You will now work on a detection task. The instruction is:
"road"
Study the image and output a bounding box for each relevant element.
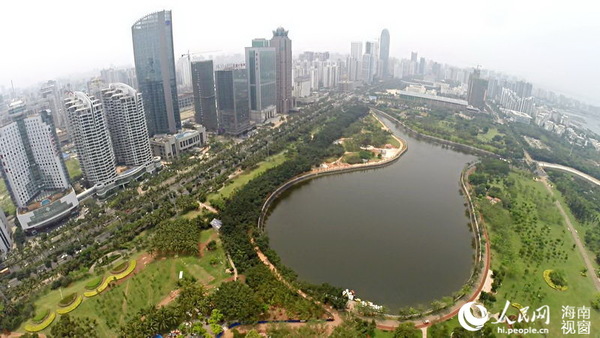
[540,177,600,291]
[537,162,600,187]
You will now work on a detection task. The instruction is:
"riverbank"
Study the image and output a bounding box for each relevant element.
[371,107,500,159]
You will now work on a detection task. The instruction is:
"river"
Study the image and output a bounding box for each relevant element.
[265,114,477,311]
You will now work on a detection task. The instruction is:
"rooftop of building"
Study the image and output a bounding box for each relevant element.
[391,89,468,106]
[19,188,73,214]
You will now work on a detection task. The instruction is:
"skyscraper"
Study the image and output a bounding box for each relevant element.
[132,10,180,136]
[270,27,293,114]
[349,42,363,82]
[467,69,489,109]
[0,210,11,253]
[0,101,78,230]
[191,60,218,131]
[65,92,116,186]
[362,42,378,84]
[39,80,66,129]
[379,29,390,78]
[101,83,153,167]
[215,67,251,135]
[246,43,277,123]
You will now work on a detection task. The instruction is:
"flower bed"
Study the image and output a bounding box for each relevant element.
[110,261,129,274]
[114,260,136,280]
[543,269,568,291]
[85,276,103,290]
[32,309,50,324]
[58,292,78,307]
[24,311,56,332]
[56,294,83,314]
[84,275,117,297]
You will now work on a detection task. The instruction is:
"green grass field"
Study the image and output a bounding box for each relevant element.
[476,127,502,142]
[0,179,15,215]
[65,158,82,181]
[478,171,599,336]
[208,152,287,202]
[374,328,395,337]
[20,229,230,336]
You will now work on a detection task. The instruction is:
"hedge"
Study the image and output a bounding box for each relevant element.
[58,293,78,307]
[32,309,50,324]
[84,275,117,297]
[85,276,103,290]
[111,261,129,274]
[114,260,136,280]
[56,294,83,314]
[24,311,56,332]
[543,269,568,291]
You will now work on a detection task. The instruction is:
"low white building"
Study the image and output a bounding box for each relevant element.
[150,127,206,161]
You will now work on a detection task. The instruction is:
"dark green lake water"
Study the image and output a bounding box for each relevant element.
[266,114,477,311]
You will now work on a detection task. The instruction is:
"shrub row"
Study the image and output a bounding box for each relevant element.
[24,311,56,332]
[56,295,83,315]
[543,270,568,291]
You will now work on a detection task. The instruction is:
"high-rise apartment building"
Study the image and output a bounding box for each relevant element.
[215,67,251,135]
[39,80,66,129]
[0,210,11,253]
[270,27,293,114]
[65,92,117,186]
[132,10,180,136]
[467,69,489,109]
[246,43,277,123]
[362,42,378,84]
[349,42,363,82]
[379,29,390,78]
[0,101,78,231]
[191,60,218,131]
[176,56,192,89]
[101,83,152,167]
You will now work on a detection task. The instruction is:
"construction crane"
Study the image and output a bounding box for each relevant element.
[181,50,222,62]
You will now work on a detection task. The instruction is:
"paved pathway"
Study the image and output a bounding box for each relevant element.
[540,177,600,291]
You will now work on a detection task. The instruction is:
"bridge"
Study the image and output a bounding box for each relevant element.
[537,162,600,187]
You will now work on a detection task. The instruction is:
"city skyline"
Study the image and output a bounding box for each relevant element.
[1,0,598,105]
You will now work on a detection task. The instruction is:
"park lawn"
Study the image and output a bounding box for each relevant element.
[386,135,401,148]
[476,127,502,142]
[19,231,230,336]
[0,179,15,215]
[544,172,600,271]
[208,151,287,202]
[65,157,82,181]
[374,328,395,337]
[181,207,205,220]
[480,171,600,336]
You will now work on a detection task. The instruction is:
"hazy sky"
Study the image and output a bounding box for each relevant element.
[2,0,598,104]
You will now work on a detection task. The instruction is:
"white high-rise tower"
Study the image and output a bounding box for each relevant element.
[0,101,78,231]
[65,92,117,187]
[101,83,152,167]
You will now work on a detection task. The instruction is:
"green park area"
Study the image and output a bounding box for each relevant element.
[338,114,397,165]
[65,157,83,181]
[19,229,231,336]
[208,151,287,203]
[385,107,520,158]
[469,162,599,335]
[0,179,15,215]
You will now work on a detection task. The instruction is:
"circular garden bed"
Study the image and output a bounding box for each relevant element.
[85,276,104,290]
[111,261,130,274]
[32,309,50,324]
[58,292,78,307]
